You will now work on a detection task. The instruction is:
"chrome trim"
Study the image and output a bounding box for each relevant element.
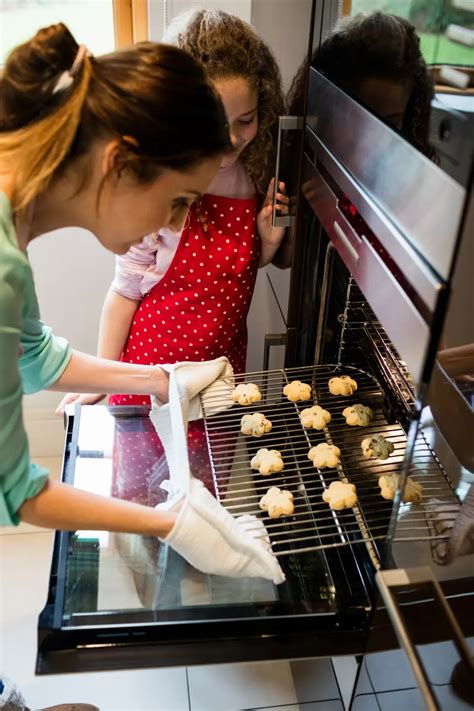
[304,129,443,314]
[307,69,467,281]
[302,157,431,388]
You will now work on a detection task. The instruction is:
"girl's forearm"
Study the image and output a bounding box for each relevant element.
[49,350,169,401]
[98,288,139,360]
[18,479,175,537]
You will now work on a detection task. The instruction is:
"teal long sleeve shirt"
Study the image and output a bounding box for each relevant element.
[0,192,72,526]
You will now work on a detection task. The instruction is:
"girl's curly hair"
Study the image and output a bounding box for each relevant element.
[165,9,285,196]
[287,12,435,159]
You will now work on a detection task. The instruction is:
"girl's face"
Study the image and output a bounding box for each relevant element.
[95,152,221,254]
[213,76,259,169]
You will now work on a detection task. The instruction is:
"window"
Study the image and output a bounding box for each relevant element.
[0,0,116,65]
[347,0,474,67]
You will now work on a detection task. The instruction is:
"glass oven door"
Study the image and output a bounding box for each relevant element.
[37,404,372,674]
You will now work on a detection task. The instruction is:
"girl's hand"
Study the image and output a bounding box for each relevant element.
[257,178,289,267]
[56,392,106,415]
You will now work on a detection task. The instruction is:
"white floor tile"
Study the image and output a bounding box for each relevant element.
[290,658,339,703]
[330,656,358,708]
[0,457,63,535]
[187,660,297,711]
[258,703,344,711]
[0,531,190,711]
[375,687,429,711]
[365,649,417,692]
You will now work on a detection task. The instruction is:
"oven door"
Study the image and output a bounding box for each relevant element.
[37,404,372,675]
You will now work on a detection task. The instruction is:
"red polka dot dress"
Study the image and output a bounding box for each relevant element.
[109,194,259,501]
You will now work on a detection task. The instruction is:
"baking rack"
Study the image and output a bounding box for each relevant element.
[201,365,460,566]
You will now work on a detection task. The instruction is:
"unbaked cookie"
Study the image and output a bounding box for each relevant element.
[259,486,294,518]
[241,412,272,438]
[251,448,284,476]
[308,443,341,469]
[283,380,312,402]
[231,382,261,406]
[300,405,331,430]
[343,404,374,426]
[328,375,358,396]
[379,474,423,504]
[361,435,394,460]
[322,481,357,510]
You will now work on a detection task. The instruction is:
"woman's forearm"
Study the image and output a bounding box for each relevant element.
[48,350,169,401]
[97,289,139,360]
[18,480,175,537]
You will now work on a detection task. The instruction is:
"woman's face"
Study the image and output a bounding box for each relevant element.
[213,76,259,169]
[95,154,221,254]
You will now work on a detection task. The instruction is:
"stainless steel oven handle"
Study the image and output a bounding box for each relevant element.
[376,567,474,711]
[272,116,303,228]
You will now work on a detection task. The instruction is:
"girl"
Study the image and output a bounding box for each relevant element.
[59,10,288,499]
[0,23,278,567]
[61,9,287,407]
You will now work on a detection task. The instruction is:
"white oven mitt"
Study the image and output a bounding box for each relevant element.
[156,478,285,583]
[149,358,285,584]
[149,357,234,493]
[153,356,235,422]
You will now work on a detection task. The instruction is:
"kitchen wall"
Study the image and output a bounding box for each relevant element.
[24,228,115,454]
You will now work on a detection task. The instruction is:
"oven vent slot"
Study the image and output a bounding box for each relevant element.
[201,365,460,567]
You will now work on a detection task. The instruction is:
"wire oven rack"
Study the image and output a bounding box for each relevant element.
[201,365,460,566]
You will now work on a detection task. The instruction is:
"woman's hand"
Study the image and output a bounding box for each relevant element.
[257,178,289,267]
[56,392,106,415]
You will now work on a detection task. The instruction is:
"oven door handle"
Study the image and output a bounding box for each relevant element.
[272,115,303,228]
[376,567,474,711]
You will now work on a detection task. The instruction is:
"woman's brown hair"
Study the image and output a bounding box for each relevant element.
[165,9,285,196]
[0,23,231,211]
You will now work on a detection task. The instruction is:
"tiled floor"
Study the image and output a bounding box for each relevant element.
[0,459,343,711]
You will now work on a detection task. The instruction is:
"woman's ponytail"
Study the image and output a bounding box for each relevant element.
[0,23,92,211]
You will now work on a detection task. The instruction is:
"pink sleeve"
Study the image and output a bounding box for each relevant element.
[111,234,158,300]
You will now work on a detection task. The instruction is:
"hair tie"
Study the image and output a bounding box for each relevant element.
[53,44,90,94]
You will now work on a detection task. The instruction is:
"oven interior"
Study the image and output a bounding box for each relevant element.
[201,237,461,589]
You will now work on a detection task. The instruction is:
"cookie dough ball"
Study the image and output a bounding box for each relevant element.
[300,405,331,430]
[241,413,272,438]
[259,486,294,518]
[379,474,423,504]
[283,380,312,402]
[251,448,284,476]
[308,443,341,469]
[328,375,358,396]
[322,481,357,510]
[361,435,394,460]
[343,404,374,427]
[231,382,261,406]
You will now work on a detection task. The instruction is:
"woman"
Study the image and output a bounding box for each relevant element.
[0,23,282,584]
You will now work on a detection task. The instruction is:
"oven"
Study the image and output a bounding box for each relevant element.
[37,2,474,706]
